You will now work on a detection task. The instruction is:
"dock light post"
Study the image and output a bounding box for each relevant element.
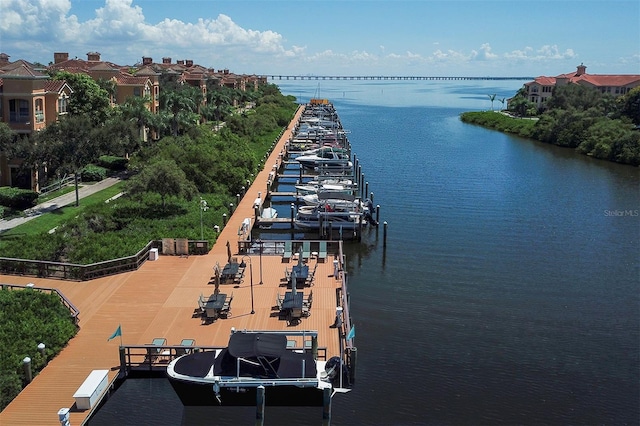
[242,255,255,314]
[256,238,264,285]
[199,197,208,240]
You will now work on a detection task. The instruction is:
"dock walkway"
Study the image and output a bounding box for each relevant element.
[0,105,350,425]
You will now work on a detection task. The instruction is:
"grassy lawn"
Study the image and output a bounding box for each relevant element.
[0,182,126,240]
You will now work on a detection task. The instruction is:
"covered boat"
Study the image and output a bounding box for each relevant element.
[166,331,347,406]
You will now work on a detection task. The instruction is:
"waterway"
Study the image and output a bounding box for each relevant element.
[89,79,639,425]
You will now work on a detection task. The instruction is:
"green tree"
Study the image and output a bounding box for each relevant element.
[50,71,111,124]
[0,122,16,156]
[617,86,640,124]
[546,84,613,113]
[116,95,154,143]
[507,88,536,117]
[159,86,201,136]
[91,118,139,157]
[125,158,197,209]
[32,114,96,205]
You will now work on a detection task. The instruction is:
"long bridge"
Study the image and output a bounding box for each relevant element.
[268,75,533,81]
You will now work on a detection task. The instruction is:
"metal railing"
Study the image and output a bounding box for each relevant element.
[39,174,77,196]
[0,282,80,325]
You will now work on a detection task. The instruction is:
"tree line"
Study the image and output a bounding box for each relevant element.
[462,85,640,166]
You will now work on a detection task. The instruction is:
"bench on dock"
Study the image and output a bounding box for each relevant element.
[282,241,292,262]
[318,241,327,262]
[73,369,109,410]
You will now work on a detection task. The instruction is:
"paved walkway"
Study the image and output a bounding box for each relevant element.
[0,177,121,232]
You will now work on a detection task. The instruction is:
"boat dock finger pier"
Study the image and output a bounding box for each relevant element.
[252,99,381,240]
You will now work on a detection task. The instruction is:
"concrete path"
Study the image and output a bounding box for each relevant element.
[0,177,121,232]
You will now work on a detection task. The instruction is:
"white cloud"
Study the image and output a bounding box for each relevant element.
[0,0,73,35]
[0,0,295,67]
[471,43,499,61]
[505,44,577,61]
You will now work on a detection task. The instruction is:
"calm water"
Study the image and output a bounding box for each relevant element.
[90,80,640,425]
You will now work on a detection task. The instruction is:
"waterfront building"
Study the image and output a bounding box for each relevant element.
[521,64,640,110]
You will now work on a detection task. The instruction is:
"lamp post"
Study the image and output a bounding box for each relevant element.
[199,197,209,240]
[242,255,255,314]
[256,238,264,285]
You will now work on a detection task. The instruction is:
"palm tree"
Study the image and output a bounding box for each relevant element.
[488,94,497,111]
[160,88,197,136]
[118,96,153,142]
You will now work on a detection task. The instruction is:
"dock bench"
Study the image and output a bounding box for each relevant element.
[73,369,109,410]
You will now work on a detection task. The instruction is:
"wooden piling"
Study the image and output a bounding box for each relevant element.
[256,385,265,424]
[322,387,332,422]
[383,221,388,247]
[349,347,357,385]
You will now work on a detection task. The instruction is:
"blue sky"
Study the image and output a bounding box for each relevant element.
[1,0,638,76]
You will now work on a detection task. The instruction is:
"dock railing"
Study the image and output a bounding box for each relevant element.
[0,239,209,281]
[118,342,328,377]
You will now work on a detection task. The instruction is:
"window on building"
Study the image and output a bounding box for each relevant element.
[133,87,141,97]
[58,96,68,114]
[144,85,151,98]
[35,98,44,123]
[9,99,29,123]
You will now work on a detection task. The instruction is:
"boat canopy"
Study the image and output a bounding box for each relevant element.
[228,333,286,358]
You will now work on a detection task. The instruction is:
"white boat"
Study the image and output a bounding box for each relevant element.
[304,178,356,187]
[294,204,367,230]
[167,330,349,406]
[298,192,358,207]
[295,147,352,170]
[294,182,356,196]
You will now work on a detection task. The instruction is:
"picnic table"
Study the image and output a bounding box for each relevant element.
[204,293,227,320]
[221,263,240,283]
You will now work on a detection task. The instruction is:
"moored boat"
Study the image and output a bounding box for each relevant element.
[295,147,353,170]
[166,330,350,406]
[295,204,367,230]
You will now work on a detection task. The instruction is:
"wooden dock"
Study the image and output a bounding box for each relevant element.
[0,105,355,425]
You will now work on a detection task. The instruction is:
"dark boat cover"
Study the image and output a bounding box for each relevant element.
[172,350,218,378]
[228,333,287,358]
[172,333,317,381]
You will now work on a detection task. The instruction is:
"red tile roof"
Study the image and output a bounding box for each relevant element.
[528,69,640,88]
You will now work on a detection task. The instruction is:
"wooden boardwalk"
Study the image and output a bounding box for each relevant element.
[0,105,352,425]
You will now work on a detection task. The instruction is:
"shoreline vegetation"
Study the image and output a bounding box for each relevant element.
[460,85,640,167]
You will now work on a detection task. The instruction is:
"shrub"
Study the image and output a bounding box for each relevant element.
[0,187,38,209]
[0,288,78,410]
[81,165,107,182]
[98,155,128,171]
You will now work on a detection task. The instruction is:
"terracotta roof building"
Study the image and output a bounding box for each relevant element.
[523,64,640,110]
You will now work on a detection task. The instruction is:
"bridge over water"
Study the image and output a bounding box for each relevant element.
[268,75,533,81]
